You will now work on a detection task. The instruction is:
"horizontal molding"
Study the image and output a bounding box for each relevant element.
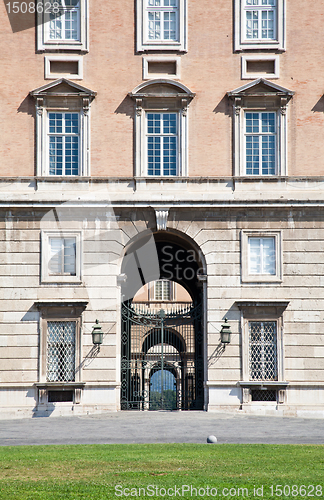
[237,381,289,387]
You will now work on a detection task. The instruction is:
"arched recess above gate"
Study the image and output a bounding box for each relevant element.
[121,229,206,303]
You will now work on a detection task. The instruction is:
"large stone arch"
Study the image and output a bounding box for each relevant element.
[120,228,207,411]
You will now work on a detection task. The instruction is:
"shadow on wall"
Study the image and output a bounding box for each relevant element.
[312,96,324,113]
[213,95,231,116]
[17,95,35,116]
[115,96,134,118]
[3,1,35,32]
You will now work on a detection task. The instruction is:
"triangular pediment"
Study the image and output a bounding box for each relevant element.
[227,78,294,98]
[30,78,97,98]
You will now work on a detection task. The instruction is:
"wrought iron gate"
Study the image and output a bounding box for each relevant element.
[121,301,204,410]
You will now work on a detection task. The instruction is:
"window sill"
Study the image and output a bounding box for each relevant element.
[138,44,186,53]
[39,42,88,53]
[41,277,82,285]
[36,382,85,404]
[236,42,284,52]
[35,300,88,309]
[238,381,289,388]
[241,276,282,284]
[35,382,85,389]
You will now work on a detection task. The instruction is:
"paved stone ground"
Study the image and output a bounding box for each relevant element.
[0,411,323,446]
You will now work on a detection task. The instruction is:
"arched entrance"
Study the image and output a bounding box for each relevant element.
[120,231,205,411]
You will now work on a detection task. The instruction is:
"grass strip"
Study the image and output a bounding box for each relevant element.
[0,444,323,499]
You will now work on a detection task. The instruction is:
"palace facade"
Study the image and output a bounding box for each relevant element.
[1,0,324,418]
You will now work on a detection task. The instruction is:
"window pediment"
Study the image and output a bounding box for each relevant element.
[229,80,292,177]
[129,79,195,109]
[235,301,289,317]
[228,78,294,100]
[30,79,95,177]
[30,78,97,100]
[130,80,193,177]
[228,79,294,113]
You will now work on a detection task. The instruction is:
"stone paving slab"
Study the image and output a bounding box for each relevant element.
[0,411,323,446]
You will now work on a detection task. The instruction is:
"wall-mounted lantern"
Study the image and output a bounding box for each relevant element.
[91,319,103,345]
[220,318,232,345]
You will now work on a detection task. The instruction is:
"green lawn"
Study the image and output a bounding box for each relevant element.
[0,444,323,499]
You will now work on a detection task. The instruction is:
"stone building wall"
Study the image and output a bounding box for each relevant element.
[0,180,323,416]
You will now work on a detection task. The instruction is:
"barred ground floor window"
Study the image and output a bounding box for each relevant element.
[249,320,277,381]
[236,301,289,405]
[35,301,87,405]
[47,321,76,382]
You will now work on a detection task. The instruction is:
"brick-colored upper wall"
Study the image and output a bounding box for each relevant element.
[1,1,324,177]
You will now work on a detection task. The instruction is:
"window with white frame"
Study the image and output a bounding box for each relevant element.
[245,112,277,176]
[137,0,187,52]
[129,80,194,177]
[30,79,96,177]
[227,79,294,177]
[234,0,285,51]
[147,0,178,41]
[37,0,88,51]
[244,0,276,41]
[248,237,275,275]
[48,112,80,176]
[41,231,82,283]
[249,320,278,381]
[48,0,80,41]
[49,236,76,275]
[241,231,281,282]
[146,113,178,176]
[154,280,172,300]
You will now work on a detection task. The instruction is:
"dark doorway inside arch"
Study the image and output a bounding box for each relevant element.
[120,231,205,411]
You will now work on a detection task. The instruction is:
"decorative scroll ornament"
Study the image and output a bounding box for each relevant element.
[234,97,242,115]
[82,97,90,116]
[136,98,143,116]
[36,98,44,115]
[280,97,288,115]
[155,208,169,231]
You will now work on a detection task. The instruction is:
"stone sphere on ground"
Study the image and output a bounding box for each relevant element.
[207,435,217,443]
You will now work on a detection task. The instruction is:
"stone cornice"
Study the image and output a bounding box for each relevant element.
[0,177,324,208]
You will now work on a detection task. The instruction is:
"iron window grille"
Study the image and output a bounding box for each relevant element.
[47,321,76,382]
[249,321,277,380]
[251,389,277,401]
